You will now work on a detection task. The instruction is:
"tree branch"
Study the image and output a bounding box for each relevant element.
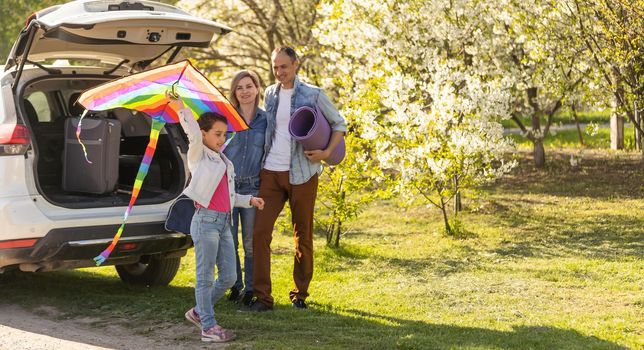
[414,183,441,209]
[511,113,535,141]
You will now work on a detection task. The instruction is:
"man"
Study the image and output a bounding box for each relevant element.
[246,46,346,311]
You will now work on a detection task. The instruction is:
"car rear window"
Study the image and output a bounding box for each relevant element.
[26,91,52,122]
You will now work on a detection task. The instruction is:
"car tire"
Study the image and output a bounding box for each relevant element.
[115,256,181,286]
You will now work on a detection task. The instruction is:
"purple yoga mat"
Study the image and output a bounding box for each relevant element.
[289,105,345,165]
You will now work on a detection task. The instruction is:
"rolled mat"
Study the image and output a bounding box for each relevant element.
[289,105,345,165]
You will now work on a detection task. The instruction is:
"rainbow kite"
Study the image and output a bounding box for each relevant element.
[76,60,248,266]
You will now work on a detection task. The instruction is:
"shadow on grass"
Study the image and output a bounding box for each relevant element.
[0,271,628,350]
[489,207,644,260]
[319,209,641,281]
[320,244,480,277]
[301,306,629,350]
[0,268,195,320]
[495,150,644,199]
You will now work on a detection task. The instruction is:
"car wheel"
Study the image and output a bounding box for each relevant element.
[115,256,181,286]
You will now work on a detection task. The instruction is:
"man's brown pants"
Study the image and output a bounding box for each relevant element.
[252,169,318,307]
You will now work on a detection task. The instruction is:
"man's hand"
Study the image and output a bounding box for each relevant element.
[304,149,330,162]
[250,197,265,210]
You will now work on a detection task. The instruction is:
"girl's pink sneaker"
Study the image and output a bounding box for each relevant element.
[184,308,201,328]
[201,325,235,343]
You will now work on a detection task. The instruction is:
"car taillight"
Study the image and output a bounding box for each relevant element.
[25,12,37,28]
[0,124,30,156]
[119,243,139,251]
[0,238,38,249]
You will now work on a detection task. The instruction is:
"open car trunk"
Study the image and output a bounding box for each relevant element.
[4,0,228,209]
[21,75,187,209]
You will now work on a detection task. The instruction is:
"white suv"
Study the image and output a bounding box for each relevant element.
[0,0,231,285]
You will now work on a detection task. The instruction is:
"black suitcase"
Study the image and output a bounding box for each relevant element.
[62,117,121,194]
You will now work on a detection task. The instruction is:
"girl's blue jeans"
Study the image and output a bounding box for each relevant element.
[191,207,236,330]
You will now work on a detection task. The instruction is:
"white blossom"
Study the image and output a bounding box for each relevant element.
[315,0,517,204]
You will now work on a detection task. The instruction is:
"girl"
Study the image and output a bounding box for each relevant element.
[172,96,264,343]
[223,70,267,306]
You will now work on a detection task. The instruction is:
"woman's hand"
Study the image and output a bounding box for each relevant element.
[250,196,265,210]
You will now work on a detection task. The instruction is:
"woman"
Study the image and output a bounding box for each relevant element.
[223,70,268,306]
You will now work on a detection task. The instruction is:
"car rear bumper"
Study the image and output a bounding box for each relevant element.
[0,222,192,271]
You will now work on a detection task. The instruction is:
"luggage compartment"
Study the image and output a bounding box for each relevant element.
[20,75,187,209]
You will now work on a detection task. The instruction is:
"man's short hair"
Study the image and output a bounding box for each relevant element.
[272,46,298,62]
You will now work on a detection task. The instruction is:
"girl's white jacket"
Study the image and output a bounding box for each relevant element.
[178,108,253,212]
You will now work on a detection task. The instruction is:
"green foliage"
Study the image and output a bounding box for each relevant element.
[316,134,387,247]
[315,0,518,236]
[0,0,65,61]
[572,0,644,137]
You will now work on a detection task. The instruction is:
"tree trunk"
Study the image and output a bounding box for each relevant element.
[635,101,641,151]
[453,176,462,215]
[571,103,584,146]
[333,190,345,247]
[326,219,334,245]
[334,220,342,248]
[610,113,625,150]
[534,139,546,168]
[327,179,345,247]
[638,104,644,167]
[527,91,546,168]
[439,197,452,235]
[611,67,624,150]
[635,123,641,151]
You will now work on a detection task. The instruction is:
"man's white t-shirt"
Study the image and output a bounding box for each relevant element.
[264,88,294,171]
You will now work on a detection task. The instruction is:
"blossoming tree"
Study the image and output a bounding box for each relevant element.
[314,0,516,234]
[496,0,593,167]
[571,0,644,159]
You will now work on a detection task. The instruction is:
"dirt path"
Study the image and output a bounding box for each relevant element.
[0,304,222,350]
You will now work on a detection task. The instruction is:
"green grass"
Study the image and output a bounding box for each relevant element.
[509,124,639,149]
[1,150,643,349]
[501,109,611,128]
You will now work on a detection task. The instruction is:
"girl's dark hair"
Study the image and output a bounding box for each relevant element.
[272,46,298,62]
[198,112,228,131]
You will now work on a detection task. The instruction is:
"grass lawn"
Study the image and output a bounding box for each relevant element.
[509,124,639,150]
[500,109,611,128]
[1,150,642,349]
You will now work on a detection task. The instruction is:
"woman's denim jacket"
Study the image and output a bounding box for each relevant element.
[177,108,252,215]
[223,108,267,195]
[263,76,347,185]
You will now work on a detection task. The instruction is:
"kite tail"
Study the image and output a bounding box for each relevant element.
[76,110,93,164]
[220,131,236,152]
[93,118,166,266]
